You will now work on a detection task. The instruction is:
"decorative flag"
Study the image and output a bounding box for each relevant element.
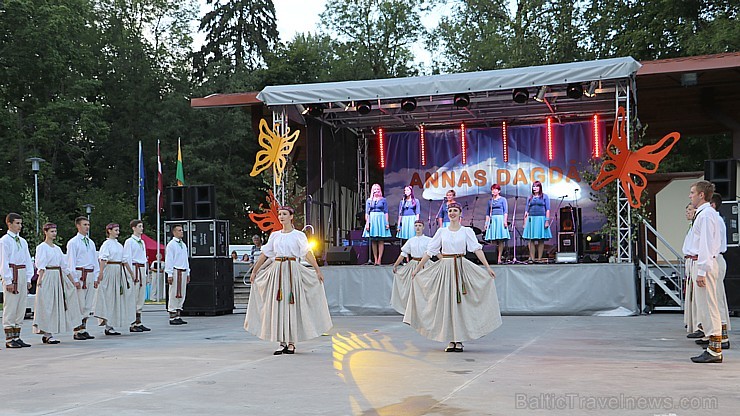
[138,141,146,217]
[176,138,186,186]
[157,140,164,212]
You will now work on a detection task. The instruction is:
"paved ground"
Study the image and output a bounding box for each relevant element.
[3,306,738,416]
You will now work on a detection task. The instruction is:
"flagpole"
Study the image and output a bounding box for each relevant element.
[138,141,142,220]
[156,139,162,302]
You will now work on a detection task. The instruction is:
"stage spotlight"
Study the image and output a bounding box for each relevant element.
[512,88,528,104]
[585,80,598,97]
[356,100,372,115]
[534,86,548,102]
[566,83,584,99]
[453,93,470,108]
[307,104,324,117]
[307,238,318,252]
[401,97,417,112]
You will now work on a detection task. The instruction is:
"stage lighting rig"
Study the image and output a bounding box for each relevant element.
[306,104,325,117]
[566,83,584,99]
[512,88,528,104]
[453,93,470,108]
[584,80,598,97]
[356,101,372,115]
[534,86,548,102]
[401,97,417,112]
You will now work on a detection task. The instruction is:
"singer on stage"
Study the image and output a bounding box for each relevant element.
[436,189,457,229]
[363,184,392,265]
[522,181,551,263]
[484,184,510,264]
[396,186,420,242]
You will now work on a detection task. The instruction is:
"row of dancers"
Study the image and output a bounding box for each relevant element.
[362,182,553,265]
[245,203,502,354]
[0,214,189,348]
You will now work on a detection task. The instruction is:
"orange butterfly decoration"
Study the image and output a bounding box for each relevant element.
[249,119,300,184]
[248,190,283,233]
[591,106,680,208]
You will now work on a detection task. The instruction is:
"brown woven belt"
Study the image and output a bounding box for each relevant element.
[411,257,422,261]
[9,264,26,294]
[685,255,715,261]
[107,261,122,265]
[133,262,145,287]
[275,257,297,261]
[174,268,186,298]
[276,258,296,304]
[76,267,93,289]
[440,254,467,303]
[44,267,67,310]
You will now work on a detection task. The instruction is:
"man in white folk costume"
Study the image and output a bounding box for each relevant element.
[124,219,152,332]
[67,216,100,340]
[165,224,190,325]
[0,213,35,348]
[391,220,432,314]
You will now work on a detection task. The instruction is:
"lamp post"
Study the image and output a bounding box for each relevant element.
[26,157,45,236]
[83,204,94,221]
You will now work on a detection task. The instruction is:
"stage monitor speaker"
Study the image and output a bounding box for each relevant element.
[719,201,739,247]
[582,233,609,254]
[325,246,357,265]
[166,186,191,220]
[704,159,739,201]
[182,257,234,315]
[559,207,582,233]
[465,244,499,264]
[190,185,217,219]
[558,232,578,253]
[190,219,229,258]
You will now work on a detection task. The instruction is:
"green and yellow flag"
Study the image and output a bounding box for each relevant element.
[176,138,186,186]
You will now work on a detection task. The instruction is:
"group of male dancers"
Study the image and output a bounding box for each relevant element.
[0,213,190,348]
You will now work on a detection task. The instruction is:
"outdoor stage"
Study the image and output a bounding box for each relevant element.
[322,262,638,317]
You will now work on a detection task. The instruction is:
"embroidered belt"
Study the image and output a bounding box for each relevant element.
[411,257,422,261]
[9,264,26,294]
[276,258,296,304]
[76,267,93,289]
[45,267,67,310]
[440,254,467,303]
[175,268,186,298]
[133,262,145,287]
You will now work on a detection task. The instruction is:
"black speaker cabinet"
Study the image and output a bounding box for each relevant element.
[166,186,191,220]
[465,244,499,264]
[190,220,229,258]
[190,185,217,219]
[704,159,738,201]
[325,246,357,265]
[558,232,578,253]
[719,201,739,247]
[182,258,234,315]
[164,221,190,247]
[559,207,582,233]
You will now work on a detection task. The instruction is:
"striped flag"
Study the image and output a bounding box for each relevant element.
[138,141,146,218]
[176,138,186,186]
[157,140,164,212]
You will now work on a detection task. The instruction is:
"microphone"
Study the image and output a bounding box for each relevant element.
[559,195,569,198]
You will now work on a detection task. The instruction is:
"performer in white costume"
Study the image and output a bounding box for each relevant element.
[123,219,151,332]
[404,202,502,352]
[33,223,82,344]
[390,220,431,314]
[245,206,332,355]
[165,223,190,325]
[67,216,100,340]
[0,213,34,348]
[682,204,701,339]
[94,223,135,335]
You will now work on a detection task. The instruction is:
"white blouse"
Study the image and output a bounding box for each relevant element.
[401,235,432,258]
[681,225,692,256]
[99,239,124,262]
[426,227,482,257]
[262,230,309,258]
[35,243,70,275]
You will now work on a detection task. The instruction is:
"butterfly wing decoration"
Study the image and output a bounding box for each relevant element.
[248,190,283,233]
[591,106,680,208]
[249,119,300,184]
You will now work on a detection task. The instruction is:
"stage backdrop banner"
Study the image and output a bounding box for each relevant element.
[383,121,607,237]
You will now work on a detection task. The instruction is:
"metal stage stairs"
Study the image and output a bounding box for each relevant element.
[639,216,685,313]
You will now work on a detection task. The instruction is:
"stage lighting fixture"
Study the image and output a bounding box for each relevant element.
[453,93,470,108]
[584,80,598,97]
[512,88,528,104]
[566,83,584,99]
[534,86,548,102]
[401,97,417,112]
[307,104,324,117]
[356,101,372,115]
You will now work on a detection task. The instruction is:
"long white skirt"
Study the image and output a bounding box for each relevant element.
[403,256,502,342]
[33,269,82,334]
[244,259,332,343]
[390,259,422,314]
[94,264,136,328]
[684,258,698,332]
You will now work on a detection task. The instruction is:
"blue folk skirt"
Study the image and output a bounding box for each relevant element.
[396,215,417,239]
[485,215,510,241]
[363,212,392,238]
[522,215,552,240]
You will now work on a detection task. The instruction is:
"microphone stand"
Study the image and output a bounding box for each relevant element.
[427,198,434,234]
[507,195,526,264]
[469,196,479,228]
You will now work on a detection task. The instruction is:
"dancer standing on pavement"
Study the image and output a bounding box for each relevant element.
[123,220,151,333]
[165,224,190,325]
[390,220,431,314]
[67,216,99,340]
[0,213,35,348]
[95,223,135,336]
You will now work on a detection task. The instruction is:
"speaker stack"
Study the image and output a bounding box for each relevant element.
[164,185,233,315]
[557,206,582,262]
[704,159,739,201]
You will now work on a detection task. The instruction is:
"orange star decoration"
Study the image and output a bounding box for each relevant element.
[249,118,300,185]
[248,190,283,233]
[591,106,680,208]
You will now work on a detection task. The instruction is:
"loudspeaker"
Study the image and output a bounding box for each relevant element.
[558,232,578,253]
[719,201,739,247]
[182,258,234,315]
[190,220,229,258]
[325,246,357,265]
[166,186,191,220]
[190,185,217,219]
[704,159,739,201]
[559,207,582,233]
[164,221,190,247]
[582,233,609,254]
[465,244,499,264]
[723,247,740,313]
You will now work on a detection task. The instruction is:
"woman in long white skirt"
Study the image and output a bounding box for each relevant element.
[245,206,333,355]
[94,223,135,335]
[404,202,502,352]
[682,204,701,336]
[33,223,82,344]
[390,220,431,314]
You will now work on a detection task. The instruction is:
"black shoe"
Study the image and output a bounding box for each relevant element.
[169,319,182,325]
[138,325,151,332]
[73,333,87,340]
[104,329,121,336]
[454,342,464,352]
[42,336,60,345]
[129,326,144,333]
[5,340,22,349]
[274,344,287,355]
[175,318,187,325]
[83,332,95,339]
[284,344,295,354]
[695,339,730,349]
[691,351,722,363]
[16,338,31,347]
[445,342,456,352]
[687,330,705,339]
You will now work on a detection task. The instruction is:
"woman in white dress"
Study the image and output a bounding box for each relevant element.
[94,223,135,335]
[245,206,333,355]
[682,203,701,336]
[33,223,82,344]
[390,220,431,314]
[404,202,502,352]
